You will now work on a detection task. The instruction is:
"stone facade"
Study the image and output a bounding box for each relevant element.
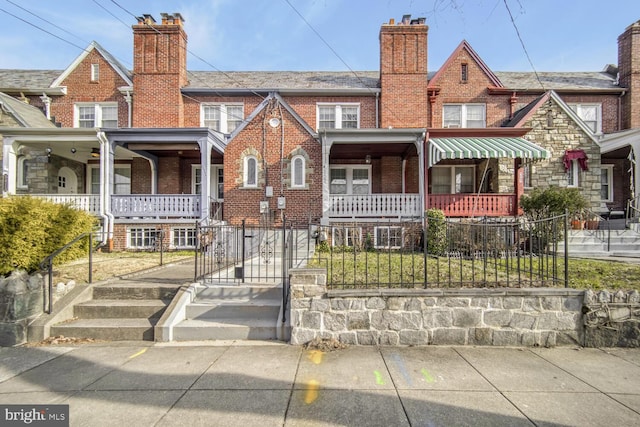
[289,268,585,347]
[583,289,640,347]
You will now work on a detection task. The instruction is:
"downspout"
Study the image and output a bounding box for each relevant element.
[124,91,132,128]
[402,159,406,194]
[97,132,112,247]
[618,89,626,131]
[375,92,379,128]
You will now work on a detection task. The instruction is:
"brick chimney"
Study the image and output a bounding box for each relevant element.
[379,15,429,128]
[618,19,640,130]
[132,13,188,127]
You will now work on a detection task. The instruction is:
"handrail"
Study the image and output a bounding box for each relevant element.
[39,231,95,314]
[626,195,640,220]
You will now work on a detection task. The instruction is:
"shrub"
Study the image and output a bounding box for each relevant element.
[0,197,97,276]
[425,208,447,255]
[520,186,588,221]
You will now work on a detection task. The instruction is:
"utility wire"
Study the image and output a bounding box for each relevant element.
[5,0,85,43]
[503,0,545,90]
[91,0,130,28]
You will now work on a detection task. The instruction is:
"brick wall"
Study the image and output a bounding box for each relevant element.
[618,20,640,130]
[49,49,129,128]
[379,22,429,128]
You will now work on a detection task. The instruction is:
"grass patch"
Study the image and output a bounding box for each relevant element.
[51,251,194,284]
[309,252,640,291]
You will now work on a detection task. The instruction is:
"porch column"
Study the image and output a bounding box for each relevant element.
[514,158,523,216]
[416,136,425,216]
[321,136,332,225]
[198,137,213,221]
[632,143,640,208]
[2,138,16,196]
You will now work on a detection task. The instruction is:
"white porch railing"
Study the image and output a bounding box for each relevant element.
[30,194,101,215]
[111,194,201,218]
[329,193,422,218]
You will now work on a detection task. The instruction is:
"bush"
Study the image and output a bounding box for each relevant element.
[520,186,588,221]
[425,208,447,255]
[0,197,97,276]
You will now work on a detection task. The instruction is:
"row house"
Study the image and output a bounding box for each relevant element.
[1,13,639,250]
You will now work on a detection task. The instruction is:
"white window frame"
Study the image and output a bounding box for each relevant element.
[91,63,99,81]
[316,103,360,130]
[331,226,362,247]
[374,226,403,249]
[87,164,131,194]
[442,104,486,128]
[17,156,29,189]
[244,155,258,188]
[431,165,476,194]
[523,160,533,189]
[291,155,306,188]
[568,103,602,134]
[127,227,160,249]
[601,165,614,202]
[201,103,244,134]
[74,102,118,128]
[567,160,580,188]
[329,165,371,195]
[171,227,197,249]
[192,164,224,200]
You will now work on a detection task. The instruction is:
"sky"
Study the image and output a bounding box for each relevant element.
[0,0,639,74]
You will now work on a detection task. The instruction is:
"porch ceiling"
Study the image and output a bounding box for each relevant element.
[428,137,550,167]
[330,141,416,160]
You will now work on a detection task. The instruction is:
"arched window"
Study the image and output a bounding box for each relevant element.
[17,156,29,189]
[291,155,305,188]
[244,155,258,188]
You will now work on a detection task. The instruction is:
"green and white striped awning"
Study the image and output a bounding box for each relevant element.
[428,137,550,167]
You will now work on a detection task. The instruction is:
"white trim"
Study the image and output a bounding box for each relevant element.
[316,103,360,130]
[170,227,197,249]
[90,63,99,82]
[17,156,28,189]
[443,103,486,128]
[74,102,118,128]
[601,164,614,202]
[568,102,602,134]
[331,226,362,247]
[329,165,371,195]
[567,160,580,188]
[88,163,131,194]
[374,226,403,249]
[127,227,160,250]
[431,165,476,194]
[200,103,244,133]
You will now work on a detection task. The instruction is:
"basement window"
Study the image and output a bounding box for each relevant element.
[172,228,197,249]
[128,227,160,249]
[374,226,403,249]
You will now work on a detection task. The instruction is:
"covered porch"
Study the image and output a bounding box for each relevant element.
[319,128,426,223]
[427,129,550,217]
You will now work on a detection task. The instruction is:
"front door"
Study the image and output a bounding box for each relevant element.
[57,167,77,194]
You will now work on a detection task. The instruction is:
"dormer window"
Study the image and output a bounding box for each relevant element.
[91,64,99,82]
[568,103,602,134]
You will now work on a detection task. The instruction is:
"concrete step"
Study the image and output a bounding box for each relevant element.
[195,285,282,301]
[172,318,280,341]
[74,299,168,319]
[93,283,181,300]
[185,299,281,320]
[50,318,156,341]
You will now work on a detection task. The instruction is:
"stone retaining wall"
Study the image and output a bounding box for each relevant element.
[289,268,585,347]
[0,270,44,346]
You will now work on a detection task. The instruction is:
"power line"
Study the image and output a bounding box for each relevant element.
[5,0,85,43]
[503,0,545,90]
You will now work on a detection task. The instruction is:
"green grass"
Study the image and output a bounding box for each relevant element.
[308,251,640,291]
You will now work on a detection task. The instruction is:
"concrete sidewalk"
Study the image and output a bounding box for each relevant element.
[1,342,639,426]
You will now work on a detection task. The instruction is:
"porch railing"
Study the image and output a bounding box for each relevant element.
[29,194,100,215]
[329,193,421,218]
[111,194,201,218]
[429,193,516,217]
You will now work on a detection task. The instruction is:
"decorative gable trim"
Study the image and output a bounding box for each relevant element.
[428,40,502,88]
[508,90,599,144]
[228,92,318,142]
[50,41,133,88]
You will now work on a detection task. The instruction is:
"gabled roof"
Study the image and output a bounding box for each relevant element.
[0,92,56,128]
[230,92,317,141]
[50,41,132,88]
[428,40,502,88]
[504,90,599,144]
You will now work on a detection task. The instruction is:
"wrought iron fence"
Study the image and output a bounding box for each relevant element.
[309,214,569,290]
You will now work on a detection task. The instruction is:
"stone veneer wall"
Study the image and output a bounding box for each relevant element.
[289,268,585,347]
[0,270,44,346]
